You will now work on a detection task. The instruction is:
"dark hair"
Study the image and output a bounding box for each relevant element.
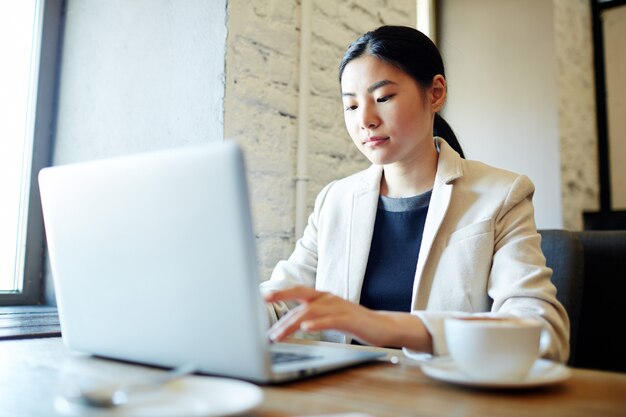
[338,25,464,158]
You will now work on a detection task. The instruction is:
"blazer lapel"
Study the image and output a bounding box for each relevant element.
[346,166,382,303]
[412,138,463,309]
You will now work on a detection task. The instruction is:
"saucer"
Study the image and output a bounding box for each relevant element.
[421,358,571,389]
[54,375,264,416]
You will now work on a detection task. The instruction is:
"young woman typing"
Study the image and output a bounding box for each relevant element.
[261,26,569,362]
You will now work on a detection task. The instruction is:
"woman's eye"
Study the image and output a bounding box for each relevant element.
[377,95,394,103]
[344,105,358,112]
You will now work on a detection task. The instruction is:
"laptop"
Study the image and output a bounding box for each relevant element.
[38,141,383,383]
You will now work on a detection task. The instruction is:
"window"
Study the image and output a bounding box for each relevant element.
[0,0,63,306]
[0,1,41,301]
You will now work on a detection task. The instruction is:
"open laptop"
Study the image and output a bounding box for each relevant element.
[38,141,383,383]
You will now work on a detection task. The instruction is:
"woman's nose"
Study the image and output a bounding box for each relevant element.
[360,105,380,129]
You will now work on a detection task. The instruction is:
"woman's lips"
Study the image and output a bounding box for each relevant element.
[363,136,389,147]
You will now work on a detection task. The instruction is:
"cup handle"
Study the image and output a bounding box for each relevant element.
[539,328,551,356]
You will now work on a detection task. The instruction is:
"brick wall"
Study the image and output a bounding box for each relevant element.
[224,0,416,280]
[553,0,599,229]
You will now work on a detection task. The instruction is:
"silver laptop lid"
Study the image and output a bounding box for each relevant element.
[39,142,272,380]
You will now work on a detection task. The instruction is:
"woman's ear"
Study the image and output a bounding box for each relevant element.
[430,74,447,112]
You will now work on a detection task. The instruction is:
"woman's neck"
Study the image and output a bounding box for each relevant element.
[380,143,438,198]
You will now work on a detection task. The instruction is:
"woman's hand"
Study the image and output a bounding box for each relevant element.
[264,286,433,352]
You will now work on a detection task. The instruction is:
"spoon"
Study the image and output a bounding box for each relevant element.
[65,364,196,408]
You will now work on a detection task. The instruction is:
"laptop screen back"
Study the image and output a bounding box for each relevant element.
[39,142,271,379]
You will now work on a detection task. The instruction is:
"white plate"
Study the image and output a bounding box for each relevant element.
[421,358,571,389]
[54,375,264,417]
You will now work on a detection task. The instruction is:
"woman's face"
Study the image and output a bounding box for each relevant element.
[340,55,441,167]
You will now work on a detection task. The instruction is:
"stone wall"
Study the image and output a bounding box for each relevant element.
[224,0,416,280]
[553,0,599,230]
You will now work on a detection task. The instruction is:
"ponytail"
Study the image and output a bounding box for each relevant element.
[434,113,465,159]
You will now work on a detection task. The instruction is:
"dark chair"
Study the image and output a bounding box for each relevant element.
[576,231,626,373]
[539,230,584,367]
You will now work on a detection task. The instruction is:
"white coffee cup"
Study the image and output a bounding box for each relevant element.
[444,317,544,382]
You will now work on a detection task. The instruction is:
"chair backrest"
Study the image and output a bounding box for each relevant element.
[539,230,584,366]
[576,231,626,373]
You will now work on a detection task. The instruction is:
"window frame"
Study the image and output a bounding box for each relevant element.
[0,0,65,306]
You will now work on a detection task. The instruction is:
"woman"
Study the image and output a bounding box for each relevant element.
[261,25,569,362]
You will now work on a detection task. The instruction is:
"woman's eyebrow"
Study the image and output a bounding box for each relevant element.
[367,79,397,93]
[341,79,398,97]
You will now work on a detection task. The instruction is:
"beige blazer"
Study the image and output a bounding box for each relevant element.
[262,138,570,362]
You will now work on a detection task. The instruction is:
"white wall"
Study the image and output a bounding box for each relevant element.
[53,0,227,165]
[46,0,227,304]
[439,0,563,229]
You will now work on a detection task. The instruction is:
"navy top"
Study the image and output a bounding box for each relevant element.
[358,190,431,312]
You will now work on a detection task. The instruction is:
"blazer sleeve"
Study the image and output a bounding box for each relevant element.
[259,181,335,325]
[489,174,570,362]
[408,175,570,363]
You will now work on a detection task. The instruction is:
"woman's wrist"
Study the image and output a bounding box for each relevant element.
[377,311,433,353]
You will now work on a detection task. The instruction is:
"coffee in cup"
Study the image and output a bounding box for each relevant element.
[444,317,544,382]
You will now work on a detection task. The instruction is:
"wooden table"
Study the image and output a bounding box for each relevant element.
[2,337,625,417]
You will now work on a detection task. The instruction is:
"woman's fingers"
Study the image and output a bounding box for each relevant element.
[264,286,322,303]
[265,286,434,350]
[299,314,350,332]
[266,289,348,342]
[268,304,312,342]
[265,286,395,345]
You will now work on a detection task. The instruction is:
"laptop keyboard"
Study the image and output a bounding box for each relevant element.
[271,351,320,364]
